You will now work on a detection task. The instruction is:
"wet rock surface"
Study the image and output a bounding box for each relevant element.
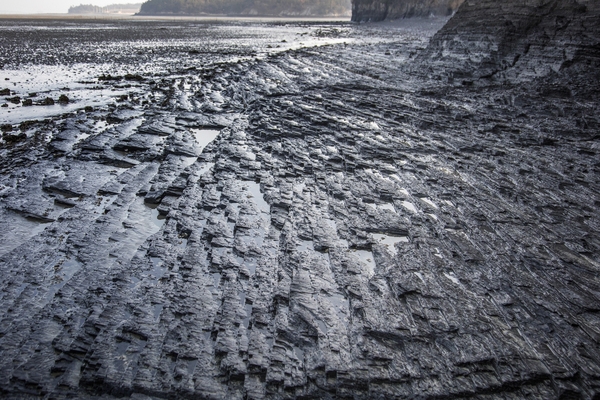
[351,0,463,22]
[420,0,600,91]
[0,13,599,400]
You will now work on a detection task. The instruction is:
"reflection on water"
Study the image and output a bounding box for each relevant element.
[297,240,313,252]
[402,201,418,213]
[0,210,53,257]
[108,197,165,262]
[197,162,215,176]
[45,258,82,301]
[372,233,408,256]
[354,249,376,278]
[146,202,167,230]
[191,129,220,149]
[245,181,270,214]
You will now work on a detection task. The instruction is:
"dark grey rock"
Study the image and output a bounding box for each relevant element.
[352,0,463,22]
[0,11,598,400]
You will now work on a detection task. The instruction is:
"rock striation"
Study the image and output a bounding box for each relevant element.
[351,0,464,22]
[0,9,599,400]
[421,0,600,91]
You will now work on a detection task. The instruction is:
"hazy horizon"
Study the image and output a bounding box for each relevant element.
[0,0,135,14]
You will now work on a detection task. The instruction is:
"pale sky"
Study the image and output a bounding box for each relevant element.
[0,0,125,14]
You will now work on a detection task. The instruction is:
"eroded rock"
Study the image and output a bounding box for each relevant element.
[0,13,598,400]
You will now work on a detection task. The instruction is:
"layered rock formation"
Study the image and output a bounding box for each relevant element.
[421,0,600,90]
[0,3,599,399]
[351,0,463,22]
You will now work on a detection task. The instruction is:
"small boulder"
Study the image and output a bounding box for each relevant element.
[2,132,27,143]
[19,120,37,130]
[41,97,55,106]
[0,88,10,96]
[1,124,12,132]
[22,99,33,106]
[58,94,70,104]
[124,74,144,81]
[7,96,21,104]
[98,74,122,81]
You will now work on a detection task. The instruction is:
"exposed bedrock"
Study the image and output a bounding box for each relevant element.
[0,13,599,400]
[420,0,600,90]
[351,0,464,22]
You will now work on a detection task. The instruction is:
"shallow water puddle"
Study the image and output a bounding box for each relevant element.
[0,211,53,257]
[316,319,328,334]
[176,238,188,250]
[149,256,167,284]
[297,240,313,252]
[245,181,270,214]
[109,197,165,262]
[402,201,418,213]
[243,260,258,276]
[444,272,460,285]
[191,128,220,150]
[186,359,198,375]
[153,304,164,321]
[293,346,305,361]
[372,233,409,256]
[328,292,349,321]
[197,162,215,176]
[211,272,221,289]
[46,258,82,301]
[379,203,396,212]
[146,203,167,230]
[354,249,376,278]
[243,303,252,329]
[239,290,253,328]
[181,156,198,169]
[420,197,438,209]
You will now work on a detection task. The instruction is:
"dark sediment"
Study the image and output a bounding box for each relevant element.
[0,7,599,400]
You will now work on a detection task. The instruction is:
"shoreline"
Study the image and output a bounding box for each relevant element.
[0,13,351,22]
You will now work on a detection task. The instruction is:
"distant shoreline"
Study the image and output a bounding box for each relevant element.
[0,13,351,22]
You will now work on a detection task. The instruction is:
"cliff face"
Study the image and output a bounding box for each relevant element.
[138,0,351,16]
[351,0,464,22]
[421,0,600,89]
